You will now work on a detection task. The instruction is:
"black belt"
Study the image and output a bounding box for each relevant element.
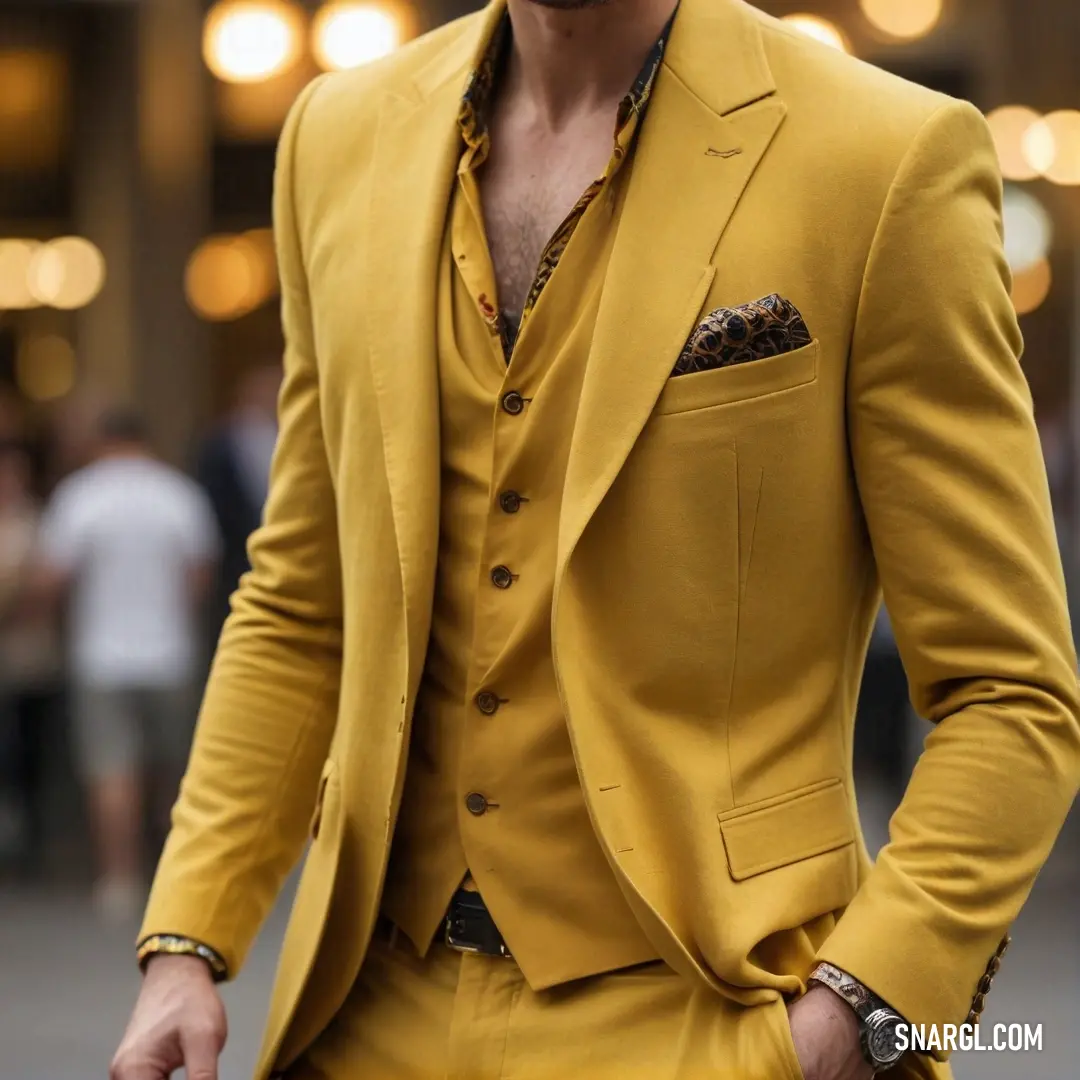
[444,887,513,959]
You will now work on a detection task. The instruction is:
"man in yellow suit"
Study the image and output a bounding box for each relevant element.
[112,1,1080,1078]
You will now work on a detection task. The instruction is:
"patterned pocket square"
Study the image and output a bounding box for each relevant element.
[671,294,812,377]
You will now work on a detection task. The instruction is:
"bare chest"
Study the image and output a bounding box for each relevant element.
[479,121,614,326]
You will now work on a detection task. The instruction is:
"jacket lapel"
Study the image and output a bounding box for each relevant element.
[365,6,503,695]
[556,0,786,585]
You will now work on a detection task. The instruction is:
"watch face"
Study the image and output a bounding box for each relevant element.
[864,1012,905,1066]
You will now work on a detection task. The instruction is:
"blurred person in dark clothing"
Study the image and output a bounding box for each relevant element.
[31,409,220,921]
[854,607,913,801]
[1038,406,1077,598]
[0,439,63,875]
[195,364,281,648]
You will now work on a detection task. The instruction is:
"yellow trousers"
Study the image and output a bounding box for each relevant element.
[287,932,805,1080]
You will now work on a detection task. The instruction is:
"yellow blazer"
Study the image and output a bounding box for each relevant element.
[141,1,1080,1076]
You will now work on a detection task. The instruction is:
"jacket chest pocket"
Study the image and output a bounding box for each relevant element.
[654,341,819,417]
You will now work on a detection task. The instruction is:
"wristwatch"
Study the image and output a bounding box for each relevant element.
[808,962,905,1072]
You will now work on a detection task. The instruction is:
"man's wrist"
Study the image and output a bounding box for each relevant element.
[142,952,216,984]
[808,962,907,1071]
[136,934,229,983]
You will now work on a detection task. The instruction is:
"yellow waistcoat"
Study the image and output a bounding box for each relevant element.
[141,1,1080,1077]
[381,77,658,982]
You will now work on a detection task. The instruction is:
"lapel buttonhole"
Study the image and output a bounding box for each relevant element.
[706,147,743,158]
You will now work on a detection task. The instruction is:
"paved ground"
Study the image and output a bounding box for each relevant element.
[1,790,1076,1080]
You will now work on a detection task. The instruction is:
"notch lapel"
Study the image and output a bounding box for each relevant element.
[555,0,786,589]
[364,14,495,695]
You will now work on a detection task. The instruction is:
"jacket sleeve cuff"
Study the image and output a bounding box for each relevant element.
[815,864,1012,1062]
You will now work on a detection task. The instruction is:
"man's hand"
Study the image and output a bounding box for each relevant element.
[786,984,872,1080]
[111,955,227,1080]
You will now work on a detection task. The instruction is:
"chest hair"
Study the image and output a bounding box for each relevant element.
[479,110,616,327]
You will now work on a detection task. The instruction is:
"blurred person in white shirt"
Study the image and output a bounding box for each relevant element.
[33,408,220,921]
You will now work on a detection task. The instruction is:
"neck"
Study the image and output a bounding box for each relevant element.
[99,444,147,461]
[503,0,678,125]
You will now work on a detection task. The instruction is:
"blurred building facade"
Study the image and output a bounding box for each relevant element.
[1,0,1078,513]
[0,0,452,464]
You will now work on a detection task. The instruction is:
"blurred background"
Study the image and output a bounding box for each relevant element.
[0,1,1076,1077]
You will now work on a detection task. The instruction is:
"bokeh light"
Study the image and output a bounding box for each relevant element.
[16,333,77,402]
[1022,118,1059,176]
[240,227,280,302]
[27,237,106,310]
[203,1,304,84]
[859,0,943,40]
[313,2,409,71]
[0,48,67,171]
[215,66,311,140]
[1011,257,1052,317]
[781,14,851,53]
[1023,110,1080,185]
[185,234,277,321]
[0,239,41,310]
[986,106,1043,182]
[1002,186,1054,274]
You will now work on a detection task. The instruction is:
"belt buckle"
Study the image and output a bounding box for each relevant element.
[444,912,484,955]
[444,911,513,960]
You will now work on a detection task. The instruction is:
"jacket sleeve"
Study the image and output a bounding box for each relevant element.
[140,74,341,978]
[817,99,1080,1035]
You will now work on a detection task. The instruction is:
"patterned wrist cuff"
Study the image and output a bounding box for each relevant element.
[136,935,229,983]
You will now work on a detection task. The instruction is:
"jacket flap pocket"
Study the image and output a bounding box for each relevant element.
[718,778,854,881]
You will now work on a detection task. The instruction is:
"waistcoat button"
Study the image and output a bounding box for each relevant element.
[490,565,514,589]
[465,792,488,816]
[475,691,500,715]
[498,490,522,514]
[501,390,525,415]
